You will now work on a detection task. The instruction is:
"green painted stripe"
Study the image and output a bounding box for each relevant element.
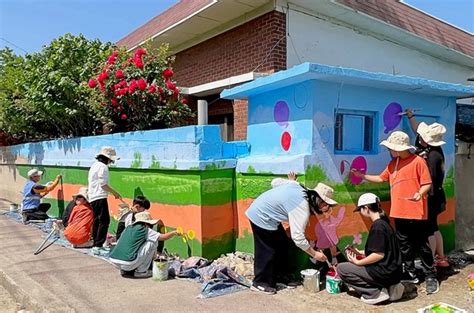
[201,231,235,260]
[18,165,234,206]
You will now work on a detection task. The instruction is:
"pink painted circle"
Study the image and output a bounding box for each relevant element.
[350,156,367,185]
[281,131,291,151]
[340,160,345,174]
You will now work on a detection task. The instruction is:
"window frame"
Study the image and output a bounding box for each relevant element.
[334,109,378,155]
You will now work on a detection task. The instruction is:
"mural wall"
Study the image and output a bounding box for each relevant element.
[0,125,248,260]
[2,63,471,265]
[222,63,470,263]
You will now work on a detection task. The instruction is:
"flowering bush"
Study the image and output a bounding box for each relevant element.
[89,44,192,132]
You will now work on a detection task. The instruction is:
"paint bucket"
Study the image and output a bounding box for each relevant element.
[9,203,18,213]
[300,269,320,293]
[326,270,342,294]
[152,260,170,281]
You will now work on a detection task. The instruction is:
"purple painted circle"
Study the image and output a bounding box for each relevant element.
[274,100,289,127]
[350,156,367,185]
[383,102,403,134]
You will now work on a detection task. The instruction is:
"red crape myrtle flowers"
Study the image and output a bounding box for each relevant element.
[88,46,192,132]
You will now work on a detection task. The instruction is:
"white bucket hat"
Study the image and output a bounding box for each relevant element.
[96,146,119,162]
[380,131,415,152]
[417,122,446,146]
[28,168,43,178]
[133,212,159,225]
[73,187,89,202]
[314,183,338,205]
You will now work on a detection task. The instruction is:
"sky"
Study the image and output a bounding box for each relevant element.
[0,0,472,55]
[0,0,179,54]
[404,0,473,33]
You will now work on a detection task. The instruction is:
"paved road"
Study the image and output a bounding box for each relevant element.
[0,284,22,313]
[1,211,473,312]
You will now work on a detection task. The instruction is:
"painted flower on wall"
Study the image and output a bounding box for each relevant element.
[352,233,362,245]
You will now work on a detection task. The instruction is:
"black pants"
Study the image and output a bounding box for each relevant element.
[91,198,110,247]
[24,203,51,221]
[395,218,435,279]
[251,222,290,288]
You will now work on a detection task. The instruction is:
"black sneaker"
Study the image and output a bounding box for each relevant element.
[425,277,439,294]
[120,270,135,278]
[250,284,277,295]
[400,271,419,284]
[277,275,299,289]
[21,212,28,224]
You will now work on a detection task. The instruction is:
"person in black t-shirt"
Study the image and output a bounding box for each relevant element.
[337,193,403,305]
[406,108,449,268]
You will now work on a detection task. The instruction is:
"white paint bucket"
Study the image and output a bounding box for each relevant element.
[9,204,18,213]
[152,260,170,281]
[300,269,320,293]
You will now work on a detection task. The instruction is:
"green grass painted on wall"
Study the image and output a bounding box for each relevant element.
[17,165,234,206]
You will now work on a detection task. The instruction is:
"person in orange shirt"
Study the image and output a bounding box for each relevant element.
[63,187,94,248]
[352,131,439,295]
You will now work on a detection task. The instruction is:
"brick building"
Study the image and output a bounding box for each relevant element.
[118,0,473,141]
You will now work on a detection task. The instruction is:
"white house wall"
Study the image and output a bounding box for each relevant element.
[286,9,473,85]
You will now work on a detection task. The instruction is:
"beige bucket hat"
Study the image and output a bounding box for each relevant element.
[314,183,338,205]
[73,187,89,202]
[417,122,446,146]
[28,168,43,178]
[380,131,415,152]
[96,146,119,161]
[133,212,159,225]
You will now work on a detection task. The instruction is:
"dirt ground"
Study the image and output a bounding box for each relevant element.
[0,205,473,312]
[0,284,23,313]
[276,264,474,312]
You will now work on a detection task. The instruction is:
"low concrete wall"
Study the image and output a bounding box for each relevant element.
[455,142,474,251]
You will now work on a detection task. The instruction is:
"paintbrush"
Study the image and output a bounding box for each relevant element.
[397,108,421,116]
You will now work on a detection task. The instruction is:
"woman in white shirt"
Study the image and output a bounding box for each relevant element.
[88,147,121,247]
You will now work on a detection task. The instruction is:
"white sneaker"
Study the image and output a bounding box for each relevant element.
[134,270,152,278]
[388,283,405,301]
[361,288,390,305]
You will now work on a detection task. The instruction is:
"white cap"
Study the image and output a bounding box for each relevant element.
[355,193,380,212]
[28,168,43,178]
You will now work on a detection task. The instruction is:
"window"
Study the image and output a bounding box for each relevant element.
[335,110,376,154]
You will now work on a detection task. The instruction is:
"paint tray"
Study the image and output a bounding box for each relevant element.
[416,302,467,313]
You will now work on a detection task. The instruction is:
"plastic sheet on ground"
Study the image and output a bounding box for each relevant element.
[3,211,113,264]
[170,256,252,298]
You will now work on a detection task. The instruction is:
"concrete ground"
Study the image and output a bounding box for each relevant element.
[0,210,473,312]
[0,284,24,313]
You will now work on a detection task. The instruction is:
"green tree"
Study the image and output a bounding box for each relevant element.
[0,48,29,141]
[0,34,113,142]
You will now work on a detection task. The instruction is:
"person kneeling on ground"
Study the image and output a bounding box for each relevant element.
[21,168,62,223]
[337,193,403,305]
[109,212,179,278]
[63,187,94,248]
[116,196,151,240]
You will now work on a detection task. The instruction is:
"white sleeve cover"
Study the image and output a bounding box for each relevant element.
[288,200,311,251]
[271,178,299,188]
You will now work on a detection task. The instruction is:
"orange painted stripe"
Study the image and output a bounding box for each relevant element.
[235,198,456,239]
[50,183,235,240]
